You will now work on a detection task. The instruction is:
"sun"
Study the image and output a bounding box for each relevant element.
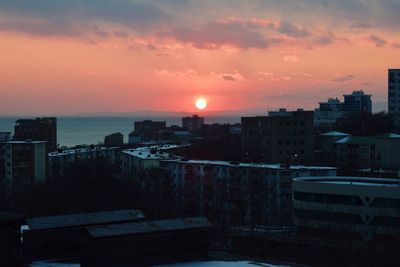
[195,98,207,110]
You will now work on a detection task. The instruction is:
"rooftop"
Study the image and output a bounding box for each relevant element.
[26,209,145,231]
[0,140,47,144]
[320,131,350,137]
[49,146,119,156]
[87,217,210,239]
[294,176,400,188]
[163,159,337,171]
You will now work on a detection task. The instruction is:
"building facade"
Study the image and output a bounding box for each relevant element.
[343,90,372,114]
[335,134,400,171]
[388,69,400,132]
[13,117,57,152]
[104,133,123,147]
[0,141,47,208]
[293,176,400,242]
[161,159,336,226]
[182,115,204,134]
[314,98,346,129]
[48,146,120,179]
[241,109,314,164]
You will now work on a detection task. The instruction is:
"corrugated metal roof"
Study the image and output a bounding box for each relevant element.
[87,217,210,239]
[27,209,145,231]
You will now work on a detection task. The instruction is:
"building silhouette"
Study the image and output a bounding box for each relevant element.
[343,90,372,114]
[241,109,314,164]
[13,117,57,152]
[182,115,204,134]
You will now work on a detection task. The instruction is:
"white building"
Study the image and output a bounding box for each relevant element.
[293,176,400,241]
[121,144,185,177]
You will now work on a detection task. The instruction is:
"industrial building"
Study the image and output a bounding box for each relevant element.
[23,209,145,258]
[81,217,210,266]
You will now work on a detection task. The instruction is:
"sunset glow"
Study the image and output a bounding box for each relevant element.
[0,1,398,115]
[195,98,207,110]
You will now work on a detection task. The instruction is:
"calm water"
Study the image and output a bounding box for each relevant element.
[0,116,240,147]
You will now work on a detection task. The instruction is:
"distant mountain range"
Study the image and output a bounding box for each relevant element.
[74,107,271,117]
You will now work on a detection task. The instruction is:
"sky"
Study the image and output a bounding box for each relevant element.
[0,0,399,115]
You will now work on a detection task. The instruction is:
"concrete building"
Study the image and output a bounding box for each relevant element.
[315,131,350,166]
[104,132,123,147]
[161,159,337,225]
[182,115,204,134]
[0,141,47,208]
[81,217,210,266]
[0,132,11,142]
[13,117,57,152]
[48,146,120,179]
[241,109,314,164]
[388,69,400,132]
[314,98,346,129]
[293,176,400,242]
[133,120,166,141]
[335,133,400,171]
[23,209,145,258]
[121,144,184,177]
[343,90,372,114]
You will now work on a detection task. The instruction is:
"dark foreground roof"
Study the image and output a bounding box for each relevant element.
[27,209,145,231]
[0,211,25,225]
[87,216,210,239]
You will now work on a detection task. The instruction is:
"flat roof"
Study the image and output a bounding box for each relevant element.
[26,209,145,231]
[0,140,47,144]
[0,211,25,224]
[49,146,119,156]
[294,176,400,187]
[320,131,349,137]
[163,159,337,171]
[87,217,210,238]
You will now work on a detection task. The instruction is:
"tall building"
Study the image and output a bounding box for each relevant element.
[0,141,47,208]
[182,115,204,134]
[343,90,372,114]
[388,69,400,132]
[241,109,315,164]
[14,117,57,152]
[314,98,346,129]
[133,120,166,141]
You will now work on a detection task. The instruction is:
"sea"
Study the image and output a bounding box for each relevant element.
[0,116,240,147]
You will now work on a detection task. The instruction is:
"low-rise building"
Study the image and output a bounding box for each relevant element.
[293,176,400,242]
[104,132,123,147]
[81,217,210,266]
[335,133,400,171]
[121,144,185,178]
[23,209,145,258]
[48,146,120,179]
[161,159,337,226]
